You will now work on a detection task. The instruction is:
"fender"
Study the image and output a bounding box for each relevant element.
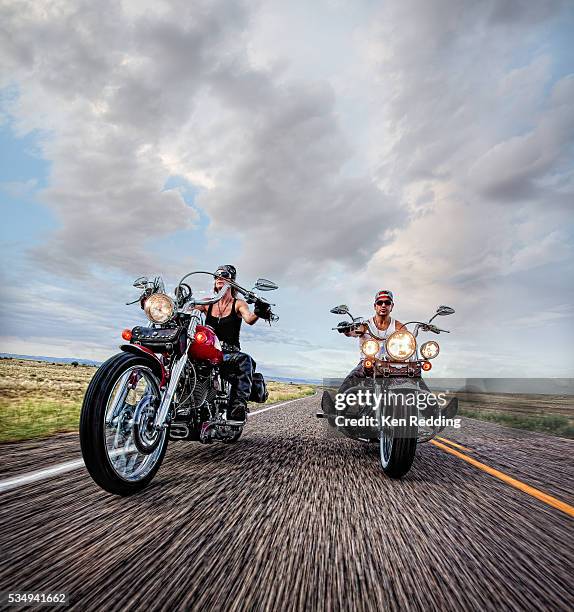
[120,344,168,388]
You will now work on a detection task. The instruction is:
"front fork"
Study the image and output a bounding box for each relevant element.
[152,314,200,431]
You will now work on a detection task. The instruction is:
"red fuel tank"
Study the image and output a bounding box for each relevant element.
[188,325,224,364]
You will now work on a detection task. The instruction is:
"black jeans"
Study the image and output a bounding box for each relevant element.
[221,350,255,406]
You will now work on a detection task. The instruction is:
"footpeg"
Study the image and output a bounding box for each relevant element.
[169,423,190,440]
[316,411,327,419]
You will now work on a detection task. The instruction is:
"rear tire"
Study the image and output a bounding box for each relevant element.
[80,352,169,496]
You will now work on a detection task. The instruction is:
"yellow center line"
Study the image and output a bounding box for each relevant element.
[430,439,574,518]
[435,436,472,452]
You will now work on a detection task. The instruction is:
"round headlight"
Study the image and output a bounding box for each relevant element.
[361,339,380,357]
[420,340,440,360]
[386,330,416,361]
[144,293,175,324]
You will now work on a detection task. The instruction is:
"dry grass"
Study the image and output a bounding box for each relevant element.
[0,358,315,443]
[456,391,574,438]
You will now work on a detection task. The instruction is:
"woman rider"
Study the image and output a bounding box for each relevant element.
[194,265,271,423]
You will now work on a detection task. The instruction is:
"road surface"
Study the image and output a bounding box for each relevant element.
[0,394,573,611]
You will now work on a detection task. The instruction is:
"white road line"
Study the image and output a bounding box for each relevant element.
[0,459,86,493]
[0,394,314,494]
[249,393,315,415]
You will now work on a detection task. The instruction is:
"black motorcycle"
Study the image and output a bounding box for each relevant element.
[317,304,458,478]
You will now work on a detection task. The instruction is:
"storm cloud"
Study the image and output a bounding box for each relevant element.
[1,0,573,377]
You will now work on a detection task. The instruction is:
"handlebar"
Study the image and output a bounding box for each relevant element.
[187,284,229,306]
[176,271,278,321]
[332,320,449,336]
[177,270,274,306]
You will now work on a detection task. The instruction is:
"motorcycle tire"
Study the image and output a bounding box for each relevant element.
[379,396,418,479]
[80,352,169,496]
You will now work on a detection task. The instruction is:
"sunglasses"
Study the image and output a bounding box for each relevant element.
[216,270,232,278]
[376,300,392,306]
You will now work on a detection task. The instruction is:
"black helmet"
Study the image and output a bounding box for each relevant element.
[215,264,237,281]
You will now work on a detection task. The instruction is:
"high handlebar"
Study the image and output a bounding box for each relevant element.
[177,270,272,305]
[176,271,278,321]
[187,284,229,306]
[331,320,449,336]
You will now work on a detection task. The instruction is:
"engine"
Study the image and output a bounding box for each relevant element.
[174,362,218,418]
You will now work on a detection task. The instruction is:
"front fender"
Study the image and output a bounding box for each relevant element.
[119,344,167,387]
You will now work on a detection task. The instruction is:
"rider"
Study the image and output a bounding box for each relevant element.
[194,265,272,423]
[338,289,405,390]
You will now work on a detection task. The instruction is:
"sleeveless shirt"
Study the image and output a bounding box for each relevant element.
[205,298,242,349]
[358,316,398,361]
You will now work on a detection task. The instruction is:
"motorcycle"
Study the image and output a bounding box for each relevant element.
[317,304,458,478]
[80,270,278,496]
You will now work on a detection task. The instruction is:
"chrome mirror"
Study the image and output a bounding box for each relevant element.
[254,278,278,291]
[133,276,149,289]
[436,305,455,316]
[330,305,349,315]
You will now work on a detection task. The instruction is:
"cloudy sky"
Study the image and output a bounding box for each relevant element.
[1,0,573,380]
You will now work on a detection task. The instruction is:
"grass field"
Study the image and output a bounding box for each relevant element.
[456,391,574,438]
[0,358,315,443]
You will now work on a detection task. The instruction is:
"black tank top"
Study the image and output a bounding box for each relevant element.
[205,298,242,349]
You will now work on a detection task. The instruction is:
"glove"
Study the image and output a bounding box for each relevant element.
[254,300,272,320]
[337,321,352,334]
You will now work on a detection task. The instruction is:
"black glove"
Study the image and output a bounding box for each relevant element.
[254,300,272,320]
[337,321,352,334]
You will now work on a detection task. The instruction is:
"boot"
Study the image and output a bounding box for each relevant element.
[227,399,248,423]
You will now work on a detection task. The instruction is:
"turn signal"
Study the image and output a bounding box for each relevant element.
[364,359,373,369]
[194,331,207,343]
[121,329,132,341]
[422,361,432,371]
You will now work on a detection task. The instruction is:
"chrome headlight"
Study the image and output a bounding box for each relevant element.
[361,339,380,357]
[386,330,416,361]
[420,340,440,360]
[144,293,175,324]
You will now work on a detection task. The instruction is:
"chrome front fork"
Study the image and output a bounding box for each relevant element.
[152,314,200,431]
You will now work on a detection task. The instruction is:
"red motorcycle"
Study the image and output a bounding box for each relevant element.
[80,271,278,495]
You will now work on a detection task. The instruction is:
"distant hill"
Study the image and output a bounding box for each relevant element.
[0,353,102,367]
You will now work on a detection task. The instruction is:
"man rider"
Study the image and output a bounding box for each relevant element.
[338,289,405,391]
[194,265,272,423]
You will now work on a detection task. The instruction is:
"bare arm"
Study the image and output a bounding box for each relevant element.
[236,299,259,325]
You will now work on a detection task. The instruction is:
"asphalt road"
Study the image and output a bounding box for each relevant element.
[0,394,573,611]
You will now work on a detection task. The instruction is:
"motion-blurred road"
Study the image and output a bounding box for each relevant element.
[1,394,573,611]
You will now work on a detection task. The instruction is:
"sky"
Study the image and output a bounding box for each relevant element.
[1,0,573,380]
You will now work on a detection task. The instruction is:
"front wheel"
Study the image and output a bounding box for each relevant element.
[379,398,418,478]
[80,353,169,495]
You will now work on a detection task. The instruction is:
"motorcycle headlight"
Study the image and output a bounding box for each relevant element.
[420,340,440,360]
[144,293,175,324]
[386,330,416,361]
[361,339,380,357]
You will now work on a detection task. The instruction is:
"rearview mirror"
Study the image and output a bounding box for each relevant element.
[254,278,278,291]
[133,276,149,289]
[436,305,455,316]
[330,305,349,315]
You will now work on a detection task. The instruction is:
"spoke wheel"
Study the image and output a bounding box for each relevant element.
[80,353,169,495]
[103,365,165,479]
